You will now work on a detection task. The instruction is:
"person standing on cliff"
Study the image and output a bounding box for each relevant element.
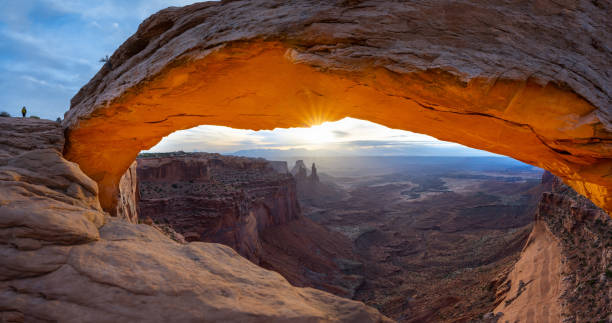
[21,106,26,118]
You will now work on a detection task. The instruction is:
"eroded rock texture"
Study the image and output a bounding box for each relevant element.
[3,220,390,323]
[493,172,611,322]
[62,0,611,215]
[137,152,363,297]
[534,174,611,321]
[137,152,301,260]
[0,118,105,257]
[0,119,390,322]
[114,160,138,223]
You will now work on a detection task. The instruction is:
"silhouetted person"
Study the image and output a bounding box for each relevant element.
[21,106,26,118]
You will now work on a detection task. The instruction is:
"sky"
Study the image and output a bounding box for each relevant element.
[0,1,499,157]
[0,0,197,119]
[148,118,498,157]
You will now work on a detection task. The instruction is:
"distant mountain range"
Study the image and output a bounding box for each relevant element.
[230,145,499,159]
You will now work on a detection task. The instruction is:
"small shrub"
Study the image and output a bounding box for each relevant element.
[29,115,40,119]
[0,111,10,117]
[606,269,612,278]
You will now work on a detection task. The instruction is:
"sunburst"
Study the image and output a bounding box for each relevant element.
[295,88,344,127]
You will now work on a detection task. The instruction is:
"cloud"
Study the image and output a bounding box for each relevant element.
[0,0,201,119]
[332,130,349,138]
[143,118,499,157]
[344,140,402,147]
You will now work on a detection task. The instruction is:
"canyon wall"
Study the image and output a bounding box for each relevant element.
[0,118,390,322]
[494,172,611,322]
[137,153,301,261]
[137,153,364,297]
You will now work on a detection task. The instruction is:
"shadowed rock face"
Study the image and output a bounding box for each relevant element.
[493,172,611,322]
[136,153,364,298]
[137,153,301,260]
[114,161,138,222]
[61,0,612,215]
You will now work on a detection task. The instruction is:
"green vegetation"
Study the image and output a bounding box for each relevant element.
[0,111,10,117]
[29,115,40,119]
[605,269,612,278]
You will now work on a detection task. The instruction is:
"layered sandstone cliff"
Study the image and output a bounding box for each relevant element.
[292,161,346,208]
[137,152,364,297]
[137,152,301,260]
[0,118,390,322]
[493,173,611,322]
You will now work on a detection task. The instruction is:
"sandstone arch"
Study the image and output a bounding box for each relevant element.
[63,0,611,214]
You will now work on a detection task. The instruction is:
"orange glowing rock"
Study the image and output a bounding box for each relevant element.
[62,1,611,215]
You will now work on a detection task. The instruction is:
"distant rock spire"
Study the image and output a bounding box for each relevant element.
[291,160,308,181]
[309,163,319,183]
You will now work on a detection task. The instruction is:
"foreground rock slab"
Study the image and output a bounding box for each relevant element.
[2,220,391,323]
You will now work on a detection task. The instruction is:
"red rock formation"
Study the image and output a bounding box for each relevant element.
[0,118,64,158]
[310,163,319,183]
[137,152,363,297]
[114,161,138,223]
[494,172,611,321]
[260,216,365,298]
[137,153,301,261]
[292,160,346,208]
[61,0,612,217]
[291,160,308,181]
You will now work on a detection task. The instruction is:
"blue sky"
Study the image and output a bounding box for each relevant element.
[0,1,498,156]
[0,0,197,119]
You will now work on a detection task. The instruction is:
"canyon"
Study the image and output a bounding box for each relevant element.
[131,150,610,321]
[0,118,390,322]
[3,119,607,321]
[137,152,362,297]
[286,156,560,321]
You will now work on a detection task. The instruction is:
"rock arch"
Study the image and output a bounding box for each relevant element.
[62,0,611,214]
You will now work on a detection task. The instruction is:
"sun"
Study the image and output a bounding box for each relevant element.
[306,123,337,142]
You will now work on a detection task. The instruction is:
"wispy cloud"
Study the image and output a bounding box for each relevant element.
[333,130,349,138]
[0,0,200,119]
[146,118,498,157]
